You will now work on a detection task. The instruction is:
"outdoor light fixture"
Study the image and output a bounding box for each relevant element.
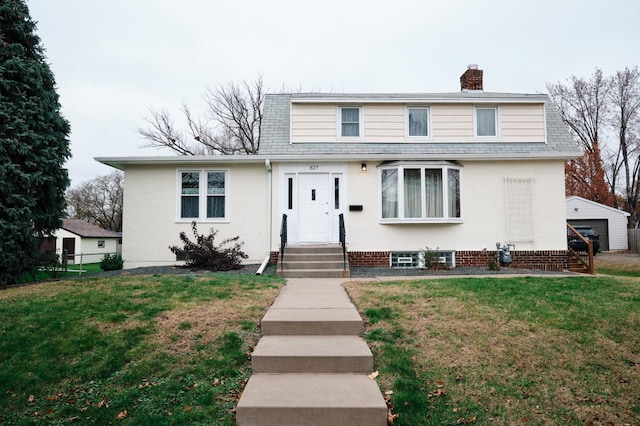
[361,163,367,172]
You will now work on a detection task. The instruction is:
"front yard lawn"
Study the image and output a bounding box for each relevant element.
[0,273,283,425]
[345,275,640,425]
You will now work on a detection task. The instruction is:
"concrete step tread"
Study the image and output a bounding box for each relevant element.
[237,374,387,412]
[253,335,372,357]
[261,308,363,335]
[251,336,373,374]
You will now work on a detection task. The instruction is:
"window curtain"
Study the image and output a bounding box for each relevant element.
[181,172,199,218]
[206,172,225,218]
[424,169,443,217]
[381,169,398,218]
[341,108,360,136]
[447,169,460,218]
[408,109,428,136]
[477,108,496,136]
[403,169,422,218]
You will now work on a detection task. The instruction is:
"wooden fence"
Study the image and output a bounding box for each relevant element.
[629,229,640,252]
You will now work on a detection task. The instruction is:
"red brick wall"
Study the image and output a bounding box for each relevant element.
[272,249,568,272]
[347,250,568,272]
[455,250,568,272]
[348,251,390,267]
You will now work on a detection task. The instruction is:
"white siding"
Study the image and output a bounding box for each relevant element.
[566,196,630,250]
[290,102,546,144]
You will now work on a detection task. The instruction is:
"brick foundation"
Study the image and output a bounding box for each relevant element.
[348,251,391,267]
[347,250,568,272]
[272,249,568,272]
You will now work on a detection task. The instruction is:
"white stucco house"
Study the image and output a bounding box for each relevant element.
[566,196,630,251]
[43,219,122,264]
[97,66,581,272]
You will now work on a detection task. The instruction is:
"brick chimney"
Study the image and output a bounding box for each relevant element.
[460,64,483,91]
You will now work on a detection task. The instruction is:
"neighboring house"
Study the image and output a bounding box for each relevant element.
[97,66,581,271]
[566,196,630,251]
[44,219,122,264]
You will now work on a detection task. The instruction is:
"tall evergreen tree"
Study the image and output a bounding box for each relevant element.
[0,0,71,286]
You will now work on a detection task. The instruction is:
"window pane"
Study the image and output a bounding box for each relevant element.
[181,196,199,218]
[408,108,428,136]
[207,172,225,195]
[477,108,496,136]
[403,169,422,218]
[341,108,360,137]
[381,169,398,218]
[334,177,340,209]
[424,169,443,217]
[182,172,199,195]
[447,169,460,218]
[207,196,225,218]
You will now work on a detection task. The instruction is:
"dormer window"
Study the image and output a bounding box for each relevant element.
[475,107,498,137]
[339,107,361,137]
[407,107,430,138]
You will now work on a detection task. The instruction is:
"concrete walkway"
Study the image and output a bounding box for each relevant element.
[235,278,387,426]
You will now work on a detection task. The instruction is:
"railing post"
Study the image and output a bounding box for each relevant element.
[587,240,594,275]
[339,214,346,270]
[279,214,287,271]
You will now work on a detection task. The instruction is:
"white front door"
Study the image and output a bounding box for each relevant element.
[298,173,330,242]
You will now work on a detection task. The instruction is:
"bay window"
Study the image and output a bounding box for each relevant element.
[178,170,228,221]
[380,162,461,222]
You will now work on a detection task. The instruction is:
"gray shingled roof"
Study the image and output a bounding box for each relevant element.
[62,219,122,238]
[259,92,581,161]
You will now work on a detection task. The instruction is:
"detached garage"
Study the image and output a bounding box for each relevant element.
[566,196,630,251]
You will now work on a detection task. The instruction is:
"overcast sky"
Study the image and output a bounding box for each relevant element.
[27,0,639,186]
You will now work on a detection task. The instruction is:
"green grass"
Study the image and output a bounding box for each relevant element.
[0,272,283,425]
[345,275,640,425]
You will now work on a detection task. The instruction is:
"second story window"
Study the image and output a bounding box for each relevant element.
[407,107,429,137]
[475,107,498,137]
[340,107,361,137]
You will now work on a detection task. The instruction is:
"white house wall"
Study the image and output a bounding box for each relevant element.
[270,160,567,253]
[52,230,118,263]
[122,163,269,269]
[566,197,629,250]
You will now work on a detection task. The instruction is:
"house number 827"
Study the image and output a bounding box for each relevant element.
[309,165,319,170]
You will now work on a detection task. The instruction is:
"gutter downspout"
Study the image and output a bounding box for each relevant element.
[256,159,272,275]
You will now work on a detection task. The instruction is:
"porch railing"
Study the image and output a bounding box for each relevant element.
[279,214,287,271]
[339,213,346,270]
[567,223,595,274]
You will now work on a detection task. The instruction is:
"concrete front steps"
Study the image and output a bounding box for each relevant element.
[236,279,387,426]
[276,244,350,279]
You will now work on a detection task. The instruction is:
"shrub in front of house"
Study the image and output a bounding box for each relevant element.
[169,221,248,271]
[100,253,124,271]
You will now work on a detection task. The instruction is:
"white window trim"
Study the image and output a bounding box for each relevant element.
[337,106,364,140]
[405,106,432,140]
[176,169,229,223]
[474,106,500,140]
[378,162,463,224]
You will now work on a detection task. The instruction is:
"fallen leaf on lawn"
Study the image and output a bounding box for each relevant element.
[116,410,128,420]
[368,371,379,380]
[28,395,35,403]
[212,378,221,386]
[388,411,399,424]
[47,395,59,401]
[184,405,192,412]
[98,399,108,408]
[385,390,394,395]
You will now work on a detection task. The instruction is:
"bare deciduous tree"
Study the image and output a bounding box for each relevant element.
[66,171,123,232]
[138,75,265,155]
[548,69,614,206]
[610,67,640,227]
